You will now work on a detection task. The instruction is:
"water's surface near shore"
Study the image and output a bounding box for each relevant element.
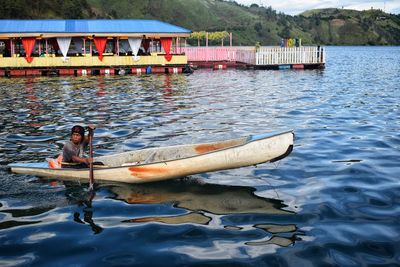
[0,46,399,266]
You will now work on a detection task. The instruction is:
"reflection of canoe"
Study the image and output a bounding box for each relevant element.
[111,181,292,216]
[10,131,294,184]
[111,180,298,247]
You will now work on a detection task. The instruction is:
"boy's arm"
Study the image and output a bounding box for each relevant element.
[71,155,92,165]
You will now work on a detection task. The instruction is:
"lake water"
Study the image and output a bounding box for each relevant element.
[0,46,399,266]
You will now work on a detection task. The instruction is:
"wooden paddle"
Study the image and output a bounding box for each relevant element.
[88,126,95,190]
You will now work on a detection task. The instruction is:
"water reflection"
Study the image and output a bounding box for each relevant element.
[110,179,300,247]
[69,189,103,235]
[0,178,300,248]
[112,180,291,215]
[24,78,44,127]
[0,214,42,230]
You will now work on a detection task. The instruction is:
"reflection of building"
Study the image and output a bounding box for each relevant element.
[0,19,191,77]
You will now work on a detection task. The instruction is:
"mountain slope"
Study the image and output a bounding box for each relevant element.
[299,8,400,44]
[1,0,399,45]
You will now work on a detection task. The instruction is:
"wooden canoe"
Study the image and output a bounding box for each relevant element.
[9,131,294,184]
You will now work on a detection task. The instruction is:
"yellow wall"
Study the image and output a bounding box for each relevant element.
[0,54,187,68]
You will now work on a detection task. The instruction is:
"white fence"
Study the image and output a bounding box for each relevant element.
[256,46,325,65]
[181,46,325,66]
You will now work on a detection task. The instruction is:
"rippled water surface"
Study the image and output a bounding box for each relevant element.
[0,46,399,266]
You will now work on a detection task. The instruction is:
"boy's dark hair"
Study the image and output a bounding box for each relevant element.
[71,125,85,138]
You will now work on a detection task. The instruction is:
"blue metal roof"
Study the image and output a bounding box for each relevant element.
[0,19,191,34]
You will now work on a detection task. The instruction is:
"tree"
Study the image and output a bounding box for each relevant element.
[280,26,291,38]
[254,22,262,33]
[190,31,207,46]
[64,0,85,18]
[0,0,29,18]
[189,31,230,46]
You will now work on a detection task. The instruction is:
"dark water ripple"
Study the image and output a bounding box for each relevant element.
[0,46,400,266]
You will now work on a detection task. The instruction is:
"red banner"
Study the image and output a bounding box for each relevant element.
[143,39,150,53]
[22,37,36,63]
[93,37,107,61]
[161,38,172,61]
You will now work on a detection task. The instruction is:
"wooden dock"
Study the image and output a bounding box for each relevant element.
[182,46,325,70]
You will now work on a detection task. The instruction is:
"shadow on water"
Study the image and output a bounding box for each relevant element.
[108,179,301,247]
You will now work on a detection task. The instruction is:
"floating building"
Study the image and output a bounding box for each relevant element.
[0,19,192,76]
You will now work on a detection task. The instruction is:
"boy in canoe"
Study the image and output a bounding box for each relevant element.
[62,125,95,168]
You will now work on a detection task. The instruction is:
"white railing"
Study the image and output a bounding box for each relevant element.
[256,46,325,65]
[181,46,325,66]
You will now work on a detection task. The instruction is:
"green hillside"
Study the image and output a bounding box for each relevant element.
[299,8,400,45]
[1,0,399,45]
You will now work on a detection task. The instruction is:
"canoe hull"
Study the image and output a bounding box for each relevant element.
[10,131,294,184]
